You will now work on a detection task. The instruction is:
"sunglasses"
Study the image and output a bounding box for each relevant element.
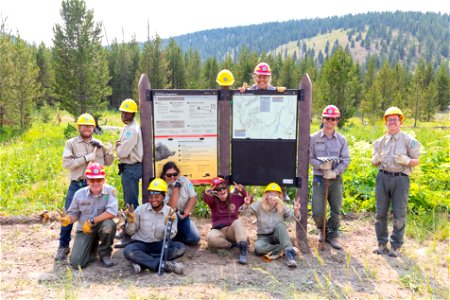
[386,118,400,122]
[324,117,339,122]
[165,172,178,178]
[149,191,163,195]
[214,186,227,192]
[88,178,103,183]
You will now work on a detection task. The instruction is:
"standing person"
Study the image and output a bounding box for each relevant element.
[240,182,301,268]
[116,98,143,210]
[56,163,118,268]
[54,113,114,261]
[161,162,200,246]
[372,107,420,257]
[123,178,185,274]
[309,105,350,250]
[216,69,235,89]
[203,177,251,264]
[239,62,276,91]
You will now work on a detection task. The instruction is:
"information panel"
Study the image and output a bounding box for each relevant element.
[152,90,218,184]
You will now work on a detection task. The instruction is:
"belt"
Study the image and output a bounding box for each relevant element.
[379,170,407,177]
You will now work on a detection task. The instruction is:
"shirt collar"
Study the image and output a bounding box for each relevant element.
[319,129,336,138]
[87,185,107,198]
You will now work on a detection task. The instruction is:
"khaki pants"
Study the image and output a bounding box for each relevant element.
[207,219,247,248]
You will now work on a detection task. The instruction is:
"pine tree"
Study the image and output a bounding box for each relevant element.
[0,31,15,129]
[165,38,186,89]
[202,57,219,89]
[185,48,202,89]
[137,34,168,89]
[435,61,450,111]
[52,0,111,117]
[35,43,56,107]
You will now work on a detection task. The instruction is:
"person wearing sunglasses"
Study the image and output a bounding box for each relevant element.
[161,161,200,246]
[240,182,301,268]
[309,105,350,250]
[57,162,118,269]
[203,177,252,264]
[123,178,185,274]
[371,107,420,258]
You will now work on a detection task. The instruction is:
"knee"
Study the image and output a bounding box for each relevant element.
[100,219,116,235]
[123,245,136,260]
[393,218,405,230]
[69,255,86,269]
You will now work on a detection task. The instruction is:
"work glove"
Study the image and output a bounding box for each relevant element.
[84,152,96,162]
[124,204,135,223]
[276,86,286,93]
[371,153,385,165]
[82,220,93,234]
[394,154,411,166]
[102,142,113,155]
[90,140,102,148]
[56,209,71,227]
[323,170,337,179]
[165,208,176,225]
[319,161,332,170]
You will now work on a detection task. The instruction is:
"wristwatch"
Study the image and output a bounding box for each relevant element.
[89,217,95,225]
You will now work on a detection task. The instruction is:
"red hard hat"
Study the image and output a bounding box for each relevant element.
[322,105,340,118]
[85,162,106,179]
[254,63,271,76]
[211,177,226,189]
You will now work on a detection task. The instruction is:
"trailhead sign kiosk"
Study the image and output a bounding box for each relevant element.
[138,74,312,248]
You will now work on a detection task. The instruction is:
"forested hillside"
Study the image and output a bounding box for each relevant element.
[170,11,449,68]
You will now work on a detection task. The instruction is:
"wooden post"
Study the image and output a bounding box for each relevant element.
[218,89,232,180]
[296,74,312,253]
[138,73,153,204]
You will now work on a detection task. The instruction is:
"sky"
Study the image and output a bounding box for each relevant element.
[1,0,448,46]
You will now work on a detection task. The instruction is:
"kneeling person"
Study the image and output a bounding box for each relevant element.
[58,163,118,268]
[123,178,185,274]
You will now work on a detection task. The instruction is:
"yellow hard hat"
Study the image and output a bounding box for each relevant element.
[383,107,404,122]
[76,113,96,127]
[264,182,282,194]
[119,99,138,113]
[148,178,168,192]
[216,69,235,86]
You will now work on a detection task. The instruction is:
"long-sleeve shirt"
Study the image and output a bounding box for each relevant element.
[67,184,118,231]
[164,176,197,211]
[372,131,420,176]
[309,129,350,176]
[125,203,178,243]
[62,135,114,181]
[202,189,249,229]
[117,119,143,164]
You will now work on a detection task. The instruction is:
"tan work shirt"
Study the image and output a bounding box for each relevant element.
[372,131,420,176]
[309,129,350,176]
[62,136,114,181]
[241,200,300,235]
[117,119,143,164]
[125,203,178,243]
[164,176,197,211]
[67,184,119,231]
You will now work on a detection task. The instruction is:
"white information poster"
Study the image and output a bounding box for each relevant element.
[153,93,218,184]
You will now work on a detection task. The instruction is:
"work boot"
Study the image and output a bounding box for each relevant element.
[165,261,184,275]
[327,238,342,250]
[373,243,389,255]
[388,247,400,257]
[238,241,248,265]
[114,234,132,249]
[100,256,114,268]
[54,247,70,261]
[131,263,141,274]
[285,249,297,268]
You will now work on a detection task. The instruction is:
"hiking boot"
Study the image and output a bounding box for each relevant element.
[238,241,248,265]
[54,247,70,261]
[327,238,342,250]
[165,261,184,275]
[373,243,389,255]
[388,247,400,257]
[114,235,132,249]
[131,263,141,274]
[285,249,297,268]
[115,229,126,240]
[100,256,114,267]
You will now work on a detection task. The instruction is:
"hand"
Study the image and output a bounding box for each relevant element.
[56,209,71,226]
[394,154,411,166]
[40,210,51,224]
[176,210,186,220]
[124,203,135,223]
[276,86,286,93]
[238,82,248,93]
[82,220,93,234]
[173,180,182,188]
[115,140,121,149]
[319,161,332,170]
[293,197,301,217]
[90,140,102,148]
[102,142,113,154]
[233,181,244,193]
[206,188,216,197]
[244,194,252,206]
[371,153,385,165]
[84,152,96,162]
[323,170,337,179]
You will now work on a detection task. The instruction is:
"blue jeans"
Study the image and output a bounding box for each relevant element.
[123,240,185,272]
[121,163,142,209]
[59,180,87,248]
[174,217,201,246]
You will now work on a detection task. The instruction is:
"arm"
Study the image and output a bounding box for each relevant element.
[183,196,197,216]
[309,135,322,169]
[116,128,138,159]
[334,137,350,175]
[125,206,140,236]
[167,186,180,209]
[62,141,87,170]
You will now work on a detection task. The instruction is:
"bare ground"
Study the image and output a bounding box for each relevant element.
[0,214,448,299]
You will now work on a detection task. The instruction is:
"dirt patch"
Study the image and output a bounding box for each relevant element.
[0,215,447,299]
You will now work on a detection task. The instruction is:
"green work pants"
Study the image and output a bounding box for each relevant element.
[254,223,293,256]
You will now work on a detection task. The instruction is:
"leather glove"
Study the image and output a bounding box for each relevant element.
[56,209,71,227]
[394,154,411,166]
[124,204,135,223]
[319,161,332,170]
[84,152,96,162]
[82,219,93,234]
[323,170,337,179]
[276,86,286,93]
[371,153,385,165]
[90,140,102,148]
